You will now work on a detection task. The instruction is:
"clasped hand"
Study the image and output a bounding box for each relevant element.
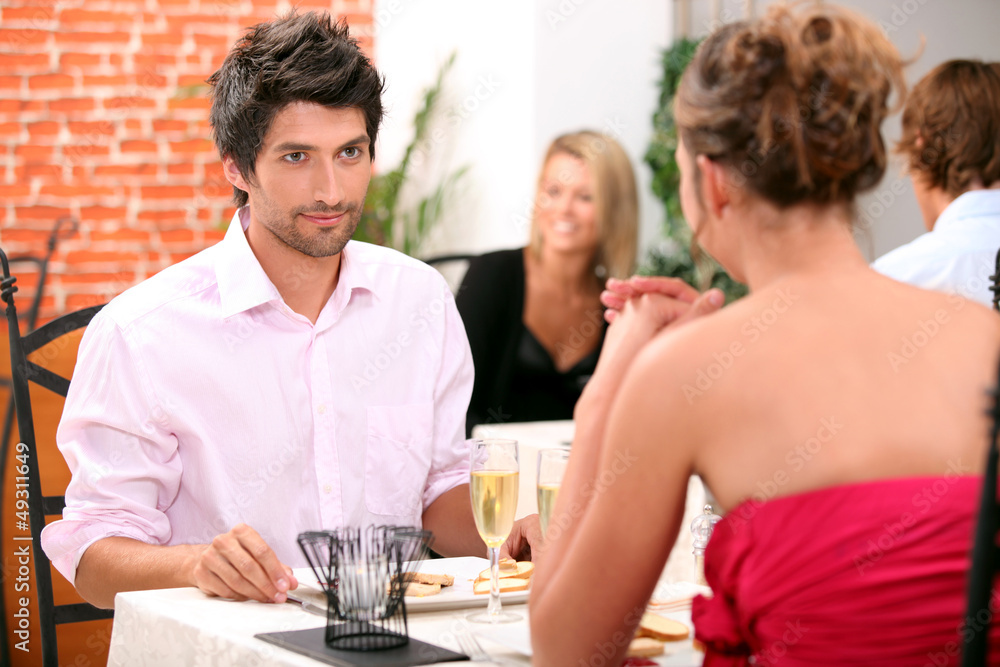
[599,276,724,354]
[601,275,723,325]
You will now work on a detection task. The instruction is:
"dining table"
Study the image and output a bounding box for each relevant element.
[106,557,706,666]
[106,421,710,665]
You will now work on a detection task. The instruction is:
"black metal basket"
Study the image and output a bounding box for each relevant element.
[297,526,434,651]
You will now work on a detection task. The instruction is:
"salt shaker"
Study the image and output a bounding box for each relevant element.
[691,504,722,586]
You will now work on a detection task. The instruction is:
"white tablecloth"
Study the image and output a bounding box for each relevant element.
[108,585,526,666]
[107,584,703,666]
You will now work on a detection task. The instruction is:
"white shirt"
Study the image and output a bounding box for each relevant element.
[41,209,474,585]
[872,189,1000,306]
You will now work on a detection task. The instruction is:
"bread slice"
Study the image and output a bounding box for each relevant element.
[403,582,442,597]
[498,557,518,573]
[626,637,665,658]
[399,572,455,587]
[476,561,534,583]
[472,577,530,595]
[636,613,690,641]
[510,561,534,579]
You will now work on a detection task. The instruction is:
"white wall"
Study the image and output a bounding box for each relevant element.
[375,0,1000,263]
[532,0,670,262]
[374,0,669,258]
[375,0,537,257]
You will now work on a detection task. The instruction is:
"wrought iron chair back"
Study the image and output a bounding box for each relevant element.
[1,248,112,667]
[0,217,77,664]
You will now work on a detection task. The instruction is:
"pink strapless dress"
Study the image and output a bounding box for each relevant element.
[692,476,1000,666]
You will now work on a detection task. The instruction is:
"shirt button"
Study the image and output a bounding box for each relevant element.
[323,484,332,494]
[317,404,327,414]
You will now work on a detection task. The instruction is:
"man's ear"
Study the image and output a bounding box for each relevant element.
[695,155,731,219]
[222,155,250,192]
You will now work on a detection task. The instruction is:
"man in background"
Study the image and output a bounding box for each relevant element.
[873,59,1000,305]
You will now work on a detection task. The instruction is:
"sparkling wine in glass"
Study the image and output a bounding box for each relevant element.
[537,448,570,538]
[467,438,520,624]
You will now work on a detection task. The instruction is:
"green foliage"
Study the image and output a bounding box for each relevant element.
[355,52,465,256]
[642,38,748,302]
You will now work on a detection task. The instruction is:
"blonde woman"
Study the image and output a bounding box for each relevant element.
[456,131,638,435]
[529,4,1000,665]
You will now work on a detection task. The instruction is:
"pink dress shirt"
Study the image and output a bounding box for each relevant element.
[41,209,474,585]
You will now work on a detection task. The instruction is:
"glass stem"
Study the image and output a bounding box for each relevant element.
[487,545,502,622]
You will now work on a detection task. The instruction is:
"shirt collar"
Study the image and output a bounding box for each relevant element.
[215,208,379,321]
[322,241,380,324]
[215,208,283,319]
[935,189,1000,232]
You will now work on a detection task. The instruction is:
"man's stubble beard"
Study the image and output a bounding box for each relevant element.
[257,193,367,260]
[283,204,363,258]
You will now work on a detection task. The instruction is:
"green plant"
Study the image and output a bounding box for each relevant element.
[642,38,748,302]
[355,53,467,256]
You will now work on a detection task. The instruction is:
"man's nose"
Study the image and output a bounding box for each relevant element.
[312,159,344,206]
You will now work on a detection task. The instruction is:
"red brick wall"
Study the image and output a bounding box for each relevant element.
[0,0,374,323]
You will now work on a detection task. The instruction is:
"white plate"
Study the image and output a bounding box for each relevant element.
[290,556,530,615]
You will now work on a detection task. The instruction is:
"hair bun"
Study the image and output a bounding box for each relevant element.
[738,29,786,90]
[676,3,907,208]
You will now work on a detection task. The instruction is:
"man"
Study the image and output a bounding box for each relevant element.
[41,12,534,610]
[872,59,1000,305]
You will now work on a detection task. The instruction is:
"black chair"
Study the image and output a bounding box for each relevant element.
[422,253,476,295]
[1,248,112,667]
[961,249,1000,666]
[0,217,78,666]
[1,217,79,517]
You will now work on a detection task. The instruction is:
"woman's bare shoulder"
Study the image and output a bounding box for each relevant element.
[646,291,791,364]
[621,298,772,413]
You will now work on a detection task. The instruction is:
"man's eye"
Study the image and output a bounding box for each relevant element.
[343,147,360,158]
[284,152,305,163]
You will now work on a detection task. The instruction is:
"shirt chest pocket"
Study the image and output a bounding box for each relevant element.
[364,403,434,517]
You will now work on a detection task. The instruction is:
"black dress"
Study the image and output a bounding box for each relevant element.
[456,248,605,437]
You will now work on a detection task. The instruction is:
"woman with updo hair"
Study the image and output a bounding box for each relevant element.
[526,3,1000,665]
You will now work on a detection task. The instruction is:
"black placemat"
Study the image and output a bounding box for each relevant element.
[255,627,469,666]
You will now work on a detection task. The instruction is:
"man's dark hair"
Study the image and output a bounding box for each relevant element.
[208,12,385,207]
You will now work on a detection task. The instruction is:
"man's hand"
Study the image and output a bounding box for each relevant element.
[500,514,542,561]
[191,523,298,603]
[600,276,704,324]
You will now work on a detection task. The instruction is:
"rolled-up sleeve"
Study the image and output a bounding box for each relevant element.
[40,311,181,585]
[421,285,474,510]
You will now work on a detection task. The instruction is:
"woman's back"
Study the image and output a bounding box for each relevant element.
[670,266,1000,511]
[672,268,1000,664]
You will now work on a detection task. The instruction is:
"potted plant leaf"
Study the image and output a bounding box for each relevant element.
[643,38,747,302]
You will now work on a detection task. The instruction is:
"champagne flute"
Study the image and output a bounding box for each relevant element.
[468,438,520,624]
[537,448,570,538]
